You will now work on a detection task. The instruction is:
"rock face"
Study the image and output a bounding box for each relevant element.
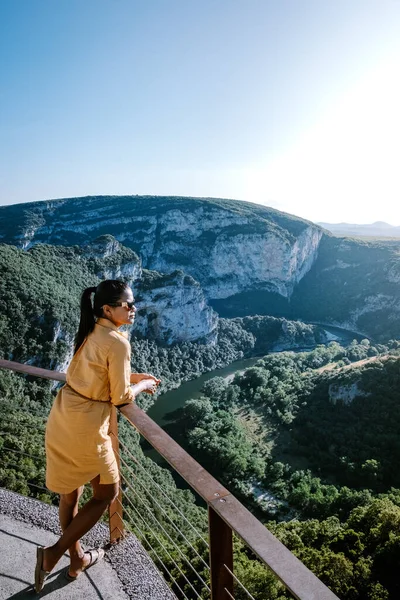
[329,381,368,405]
[0,196,322,303]
[1,196,400,340]
[81,235,142,283]
[134,270,219,344]
[291,236,400,340]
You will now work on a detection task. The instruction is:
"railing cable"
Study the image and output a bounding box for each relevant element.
[1,446,45,460]
[118,450,210,572]
[224,564,257,600]
[0,458,48,493]
[119,481,204,599]
[114,496,190,600]
[117,432,209,547]
[0,414,46,432]
[26,482,50,492]
[120,471,210,595]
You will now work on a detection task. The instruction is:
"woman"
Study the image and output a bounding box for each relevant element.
[35,279,160,592]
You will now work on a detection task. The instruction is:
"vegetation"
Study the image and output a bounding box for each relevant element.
[0,241,324,410]
[171,341,400,598]
[292,236,400,341]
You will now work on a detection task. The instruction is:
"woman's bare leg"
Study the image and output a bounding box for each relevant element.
[59,486,90,576]
[42,477,118,573]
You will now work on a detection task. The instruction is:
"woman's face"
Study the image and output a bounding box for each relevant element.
[102,287,136,328]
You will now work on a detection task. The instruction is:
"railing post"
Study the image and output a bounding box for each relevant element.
[209,504,233,600]
[108,405,125,543]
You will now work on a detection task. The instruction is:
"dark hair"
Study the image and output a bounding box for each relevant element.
[74,280,130,354]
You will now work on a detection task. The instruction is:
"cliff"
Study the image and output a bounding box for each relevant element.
[1,196,399,340]
[135,269,218,344]
[0,195,322,302]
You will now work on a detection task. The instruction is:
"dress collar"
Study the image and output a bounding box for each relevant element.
[96,318,129,338]
[96,317,120,332]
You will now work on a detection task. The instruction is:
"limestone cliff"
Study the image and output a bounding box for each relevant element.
[0,196,322,303]
[329,381,368,405]
[1,196,399,340]
[134,269,218,344]
[80,235,142,283]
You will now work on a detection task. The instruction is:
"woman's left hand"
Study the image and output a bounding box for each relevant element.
[130,372,161,386]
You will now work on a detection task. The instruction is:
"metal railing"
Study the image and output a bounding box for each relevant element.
[0,358,340,600]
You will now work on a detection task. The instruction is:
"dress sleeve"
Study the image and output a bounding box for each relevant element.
[107,336,135,406]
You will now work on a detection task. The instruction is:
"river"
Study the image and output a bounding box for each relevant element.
[146,324,364,427]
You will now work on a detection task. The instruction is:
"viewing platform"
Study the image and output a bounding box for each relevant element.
[0,488,175,599]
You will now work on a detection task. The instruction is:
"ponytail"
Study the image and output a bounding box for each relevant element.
[74,286,97,354]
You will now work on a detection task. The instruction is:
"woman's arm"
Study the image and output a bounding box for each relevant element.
[108,338,156,405]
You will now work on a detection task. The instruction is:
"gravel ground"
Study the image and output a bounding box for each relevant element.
[0,488,176,599]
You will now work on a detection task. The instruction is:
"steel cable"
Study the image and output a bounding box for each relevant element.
[114,496,190,600]
[119,479,205,599]
[120,471,210,595]
[118,451,210,573]
[0,416,46,432]
[116,432,209,547]
[1,446,45,460]
[223,564,257,600]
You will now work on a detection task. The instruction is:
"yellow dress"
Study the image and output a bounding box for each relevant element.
[45,318,135,494]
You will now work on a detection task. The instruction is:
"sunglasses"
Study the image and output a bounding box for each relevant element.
[108,301,136,310]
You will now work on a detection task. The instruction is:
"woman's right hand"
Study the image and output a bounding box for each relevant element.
[140,378,159,394]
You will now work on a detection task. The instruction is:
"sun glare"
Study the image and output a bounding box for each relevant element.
[245,56,400,224]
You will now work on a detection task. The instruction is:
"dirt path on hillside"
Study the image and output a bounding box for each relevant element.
[311,353,393,375]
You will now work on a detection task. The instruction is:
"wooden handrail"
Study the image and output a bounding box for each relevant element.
[0,359,66,382]
[0,359,339,600]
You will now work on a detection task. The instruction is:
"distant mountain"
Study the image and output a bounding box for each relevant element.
[317,221,400,238]
[1,195,400,340]
[0,195,323,302]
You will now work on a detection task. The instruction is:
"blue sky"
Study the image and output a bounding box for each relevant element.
[1,0,399,224]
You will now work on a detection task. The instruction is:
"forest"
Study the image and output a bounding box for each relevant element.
[170,341,400,598]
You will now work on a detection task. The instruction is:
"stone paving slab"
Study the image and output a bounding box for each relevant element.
[0,488,176,600]
[0,513,128,599]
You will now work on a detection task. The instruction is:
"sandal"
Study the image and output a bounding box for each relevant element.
[65,548,105,581]
[34,547,51,593]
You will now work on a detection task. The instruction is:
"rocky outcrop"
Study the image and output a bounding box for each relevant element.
[81,235,142,283]
[329,381,368,405]
[134,270,218,344]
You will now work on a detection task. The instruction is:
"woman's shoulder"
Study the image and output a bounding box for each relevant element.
[107,330,131,355]
[91,322,130,351]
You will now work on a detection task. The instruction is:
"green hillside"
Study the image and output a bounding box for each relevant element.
[174,345,400,599]
[291,236,400,339]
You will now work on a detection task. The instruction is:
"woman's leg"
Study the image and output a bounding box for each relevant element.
[59,486,89,576]
[42,476,118,573]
